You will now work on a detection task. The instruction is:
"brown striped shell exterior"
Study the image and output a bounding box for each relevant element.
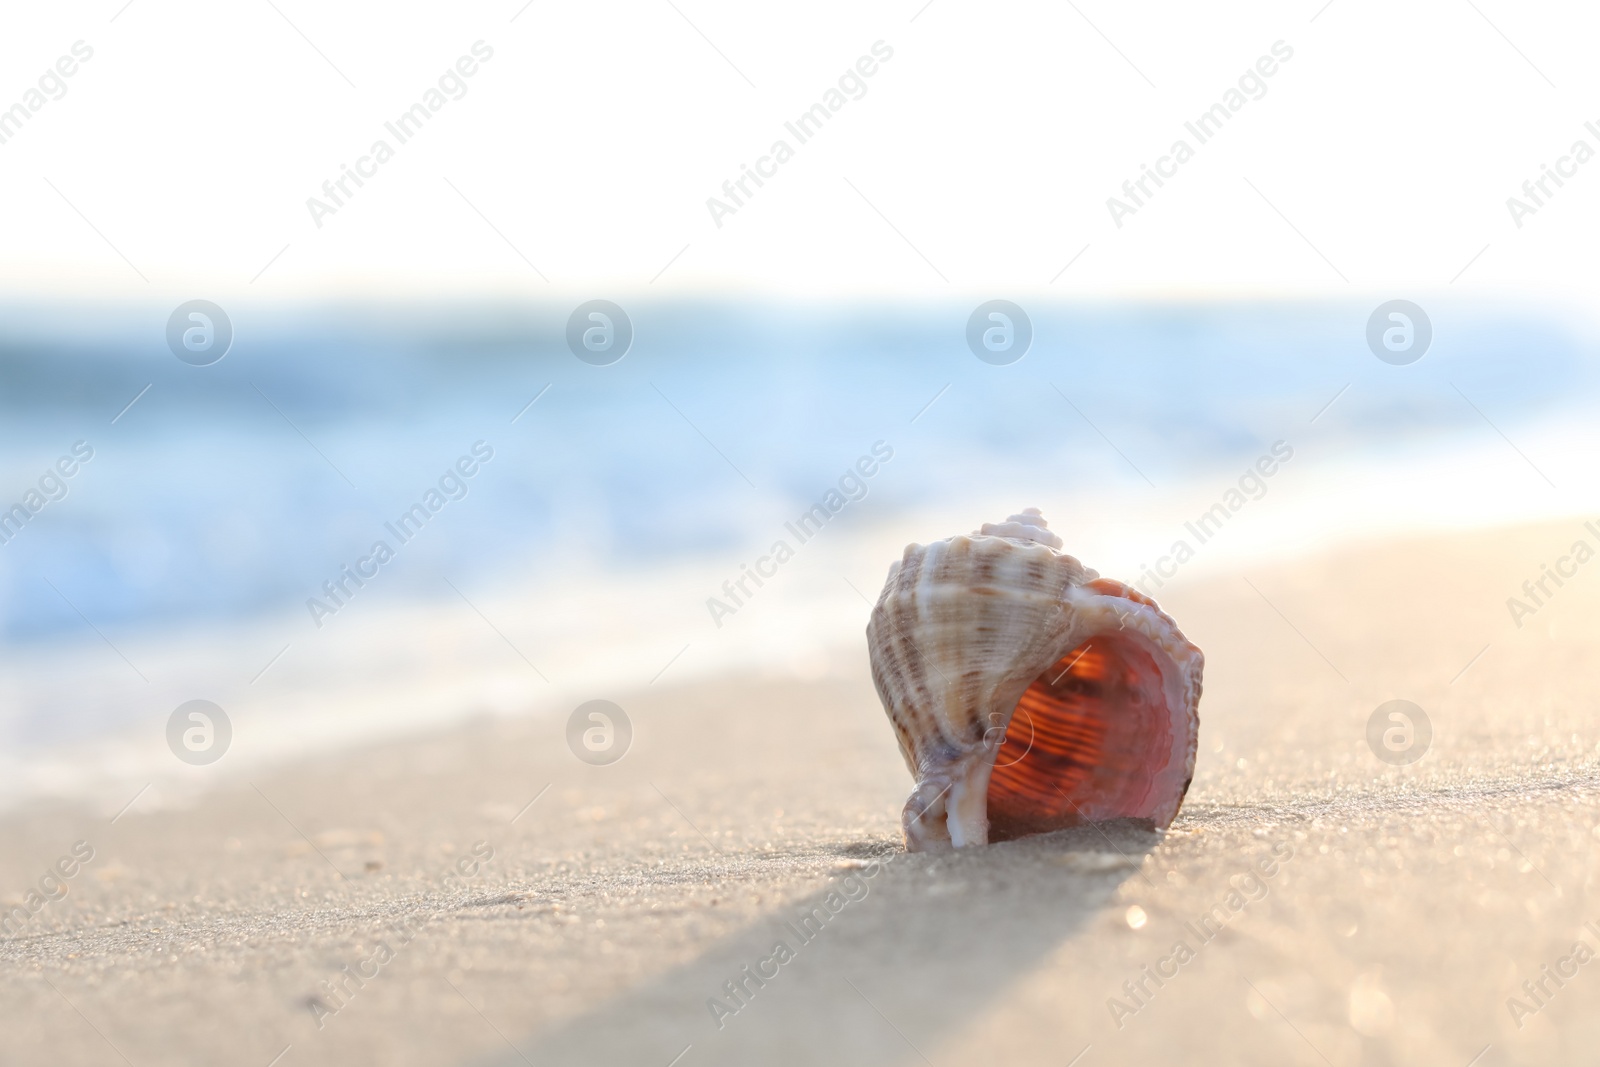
[866,512,1202,851]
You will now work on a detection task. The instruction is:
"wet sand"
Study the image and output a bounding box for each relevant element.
[3,519,1600,1066]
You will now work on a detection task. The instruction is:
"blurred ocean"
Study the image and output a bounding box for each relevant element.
[1,298,1595,809]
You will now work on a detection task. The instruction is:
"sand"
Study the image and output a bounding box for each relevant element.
[3,519,1600,1066]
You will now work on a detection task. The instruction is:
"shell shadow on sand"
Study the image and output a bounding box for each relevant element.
[466,821,1159,1067]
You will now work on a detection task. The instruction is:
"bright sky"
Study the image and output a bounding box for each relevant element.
[2,0,1598,302]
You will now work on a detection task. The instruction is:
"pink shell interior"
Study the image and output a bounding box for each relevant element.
[986,583,1194,840]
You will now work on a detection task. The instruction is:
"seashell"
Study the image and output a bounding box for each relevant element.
[866,508,1203,852]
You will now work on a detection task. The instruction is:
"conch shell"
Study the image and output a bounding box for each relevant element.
[867,509,1202,852]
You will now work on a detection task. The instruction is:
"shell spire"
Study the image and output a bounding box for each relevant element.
[973,507,1063,549]
[867,508,1202,851]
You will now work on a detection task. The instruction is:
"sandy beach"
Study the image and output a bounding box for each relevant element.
[6,0,1599,1061]
[4,518,1600,1067]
